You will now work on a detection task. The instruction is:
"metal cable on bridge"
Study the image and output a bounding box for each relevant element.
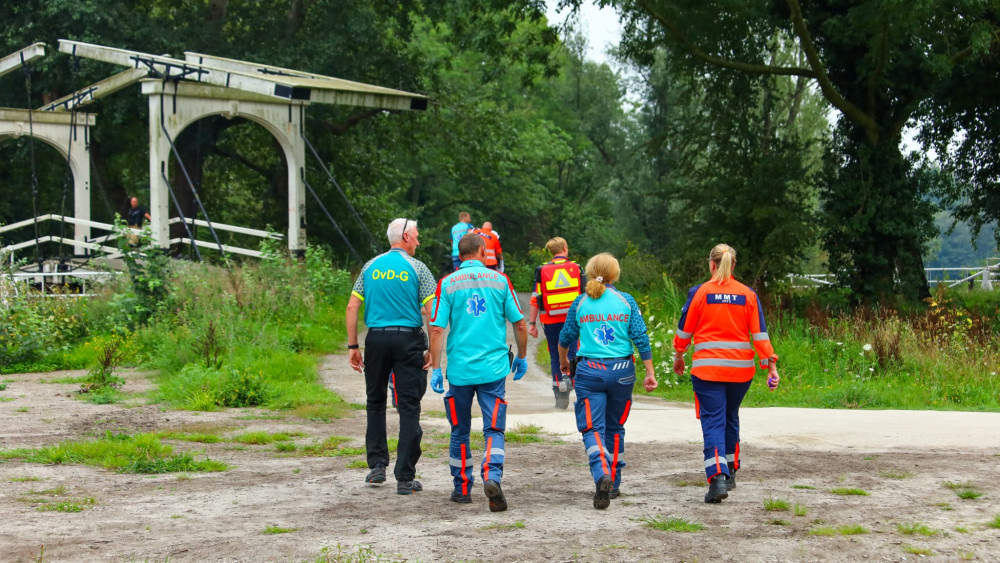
[158,86,227,262]
[300,117,379,253]
[160,162,202,262]
[301,169,363,265]
[57,56,82,262]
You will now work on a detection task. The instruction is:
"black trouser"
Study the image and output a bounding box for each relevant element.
[364,328,427,481]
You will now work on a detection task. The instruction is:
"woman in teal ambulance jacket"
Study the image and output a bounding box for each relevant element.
[558,253,657,509]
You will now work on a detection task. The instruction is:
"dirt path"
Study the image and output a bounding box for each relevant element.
[1,316,999,562]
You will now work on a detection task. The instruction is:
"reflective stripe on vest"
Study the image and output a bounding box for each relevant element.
[474,229,497,266]
[539,260,581,316]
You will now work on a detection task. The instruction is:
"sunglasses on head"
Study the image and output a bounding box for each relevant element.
[402,218,410,241]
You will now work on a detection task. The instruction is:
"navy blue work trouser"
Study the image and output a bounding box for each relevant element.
[574,357,635,489]
[443,377,507,495]
[691,375,752,480]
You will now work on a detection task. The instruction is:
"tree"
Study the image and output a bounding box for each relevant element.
[573,0,1000,302]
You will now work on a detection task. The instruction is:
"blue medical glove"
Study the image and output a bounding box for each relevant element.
[431,368,445,394]
[511,356,528,381]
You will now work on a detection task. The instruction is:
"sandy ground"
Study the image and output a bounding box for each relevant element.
[1,320,999,562]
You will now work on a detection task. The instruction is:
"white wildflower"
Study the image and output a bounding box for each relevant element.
[648,316,655,323]
[863,343,872,351]
[667,329,675,334]
[868,367,874,372]
[836,342,843,346]
[655,341,663,348]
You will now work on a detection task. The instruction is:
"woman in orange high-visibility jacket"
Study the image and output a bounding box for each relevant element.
[673,244,780,504]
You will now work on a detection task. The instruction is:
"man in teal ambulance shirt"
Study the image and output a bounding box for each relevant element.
[429,233,528,512]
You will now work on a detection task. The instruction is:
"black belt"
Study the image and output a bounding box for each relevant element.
[368,326,423,334]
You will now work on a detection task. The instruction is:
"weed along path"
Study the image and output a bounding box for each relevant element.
[1,318,999,562]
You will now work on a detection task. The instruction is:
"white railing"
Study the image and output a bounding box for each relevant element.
[789,266,998,290]
[2,269,120,298]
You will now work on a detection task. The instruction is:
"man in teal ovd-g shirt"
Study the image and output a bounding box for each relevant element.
[346,218,437,496]
[429,233,528,512]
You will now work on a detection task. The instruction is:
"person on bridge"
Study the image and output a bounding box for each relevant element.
[673,243,780,504]
[473,222,502,271]
[527,237,586,409]
[429,232,528,512]
[346,218,437,496]
[450,211,474,271]
[558,253,657,509]
[125,197,151,245]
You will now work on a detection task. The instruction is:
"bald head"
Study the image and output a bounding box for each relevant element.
[482,221,493,231]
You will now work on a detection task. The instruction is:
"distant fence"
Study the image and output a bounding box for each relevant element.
[789,264,997,290]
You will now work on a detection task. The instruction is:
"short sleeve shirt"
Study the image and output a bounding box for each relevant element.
[430,260,524,385]
[126,206,148,227]
[351,248,436,328]
[450,222,473,257]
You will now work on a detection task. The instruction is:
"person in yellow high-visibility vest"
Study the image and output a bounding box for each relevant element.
[527,237,585,409]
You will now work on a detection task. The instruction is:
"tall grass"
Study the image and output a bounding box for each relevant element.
[637,282,1000,411]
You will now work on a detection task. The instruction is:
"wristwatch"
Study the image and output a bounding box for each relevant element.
[529,321,537,326]
[347,344,359,350]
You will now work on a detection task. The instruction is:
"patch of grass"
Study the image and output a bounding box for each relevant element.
[959,550,975,560]
[231,431,304,445]
[902,545,933,556]
[297,436,354,457]
[791,484,815,490]
[37,498,96,512]
[830,487,869,496]
[942,480,976,490]
[763,497,790,511]
[639,515,703,532]
[897,522,939,536]
[0,448,34,460]
[158,432,222,444]
[505,423,544,444]
[809,526,836,536]
[768,519,791,525]
[171,514,185,519]
[675,480,708,487]
[39,375,89,384]
[422,410,447,418]
[275,442,297,453]
[2,431,227,474]
[480,520,525,531]
[15,406,29,413]
[262,525,298,535]
[234,413,286,421]
[0,397,16,403]
[957,489,983,500]
[838,524,869,535]
[989,514,1000,529]
[347,459,368,469]
[9,476,44,482]
[313,544,394,563]
[933,502,953,510]
[880,470,915,479]
[793,503,808,517]
[955,526,970,533]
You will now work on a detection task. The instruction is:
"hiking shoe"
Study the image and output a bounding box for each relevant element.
[609,488,620,499]
[594,475,613,509]
[450,490,472,504]
[397,479,423,495]
[484,479,507,512]
[555,390,571,410]
[727,463,737,491]
[365,463,386,485]
[704,474,728,503]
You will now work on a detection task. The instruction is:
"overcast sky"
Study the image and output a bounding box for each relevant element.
[545,1,621,65]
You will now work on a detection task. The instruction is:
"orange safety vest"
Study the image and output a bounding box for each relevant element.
[673,277,776,383]
[536,258,582,323]
[474,229,498,266]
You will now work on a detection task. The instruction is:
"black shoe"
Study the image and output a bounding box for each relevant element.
[609,488,620,499]
[450,490,472,504]
[727,463,737,491]
[594,475,613,509]
[397,479,422,495]
[555,390,570,410]
[553,387,561,408]
[484,479,507,512]
[365,463,386,485]
[704,475,729,503]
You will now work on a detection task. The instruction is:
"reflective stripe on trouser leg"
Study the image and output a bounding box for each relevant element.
[691,375,730,480]
[478,378,507,484]
[444,385,475,494]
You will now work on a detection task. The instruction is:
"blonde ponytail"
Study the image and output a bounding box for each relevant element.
[710,244,736,283]
[585,253,620,298]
